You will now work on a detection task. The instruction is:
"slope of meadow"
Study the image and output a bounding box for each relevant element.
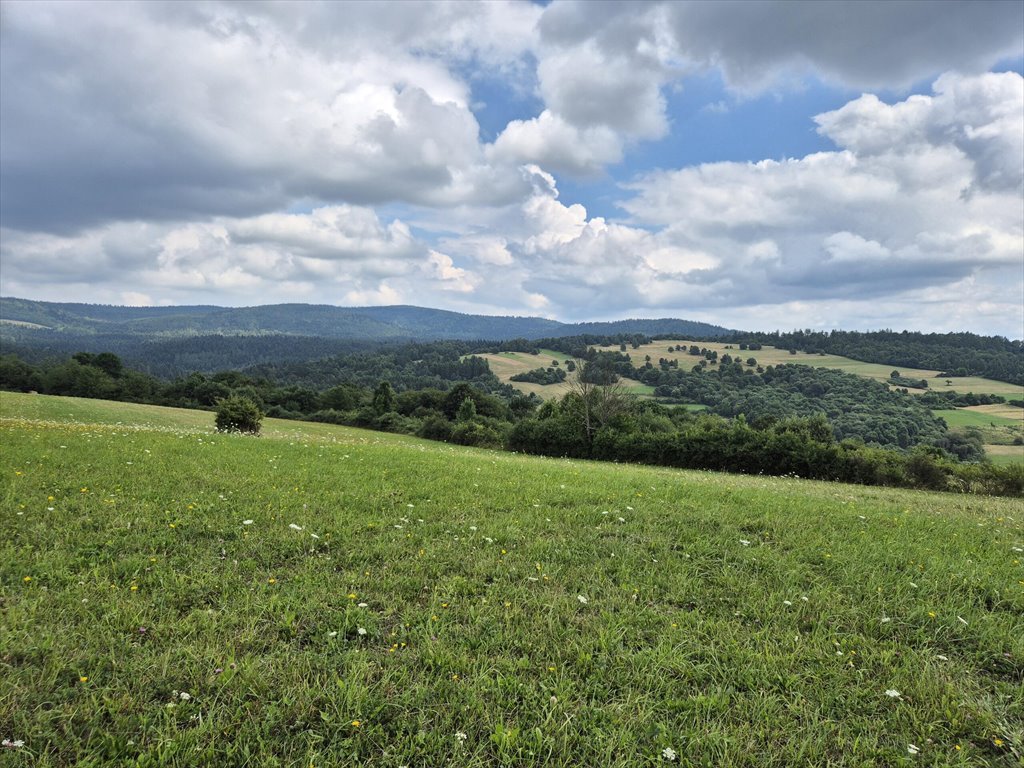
[1,393,1022,767]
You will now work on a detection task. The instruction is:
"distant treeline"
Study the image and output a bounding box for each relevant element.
[725,329,1023,386]
[1,350,1020,497]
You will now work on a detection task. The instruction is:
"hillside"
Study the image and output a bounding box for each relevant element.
[1,392,1021,766]
[0,297,731,343]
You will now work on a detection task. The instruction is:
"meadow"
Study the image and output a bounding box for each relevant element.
[1,392,1022,767]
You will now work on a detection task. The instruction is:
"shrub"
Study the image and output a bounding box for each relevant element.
[215,395,264,435]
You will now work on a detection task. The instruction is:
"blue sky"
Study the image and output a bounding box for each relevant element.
[1,0,1022,336]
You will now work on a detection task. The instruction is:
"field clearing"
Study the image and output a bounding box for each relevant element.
[964,404,1024,421]
[595,341,1024,398]
[984,444,1024,465]
[479,351,653,399]
[1,391,1022,767]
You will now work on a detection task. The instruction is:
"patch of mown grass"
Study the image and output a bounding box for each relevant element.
[1,392,1022,766]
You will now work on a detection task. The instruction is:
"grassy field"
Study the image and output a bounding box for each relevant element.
[932,408,1024,466]
[593,341,1024,399]
[479,351,653,399]
[1,392,1022,767]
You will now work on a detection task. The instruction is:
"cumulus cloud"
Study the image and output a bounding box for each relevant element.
[0,0,536,233]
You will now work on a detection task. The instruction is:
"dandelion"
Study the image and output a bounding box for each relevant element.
[994,738,1004,747]
[348,593,357,600]
[79,676,89,683]
[662,746,677,761]
[351,720,361,728]
[22,576,31,583]
[577,595,588,604]
[268,577,277,584]
[907,744,920,755]
[928,611,936,618]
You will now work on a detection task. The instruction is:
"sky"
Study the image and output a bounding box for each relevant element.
[1,0,1022,337]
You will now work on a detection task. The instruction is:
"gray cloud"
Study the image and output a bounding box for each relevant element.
[664,0,1023,91]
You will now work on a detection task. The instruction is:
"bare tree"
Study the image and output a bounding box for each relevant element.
[565,359,632,444]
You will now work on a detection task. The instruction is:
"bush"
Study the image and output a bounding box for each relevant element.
[215,395,263,435]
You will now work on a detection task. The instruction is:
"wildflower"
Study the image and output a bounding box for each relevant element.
[79,676,89,683]
[885,689,901,698]
[357,627,367,636]
[455,731,467,742]
[907,744,920,755]
[347,593,357,600]
[662,746,678,761]
[22,576,31,583]
[268,578,277,584]
[739,539,751,546]
[577,595,588,604]
[2,739,26,749]
[880,617,892,623]
[351,720,361,728]
[328,631,338,638]
[357,602,368,608]
[994,738,1004,747]
[928,611,936,618]
[935,654,948,661]
[242,520,254,525]
[783,600,793,606]
[179,692,191,701]
[289,523,303,531]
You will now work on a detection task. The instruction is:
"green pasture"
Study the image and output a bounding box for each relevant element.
[605,341,1024,399]
[1,392,1022,767]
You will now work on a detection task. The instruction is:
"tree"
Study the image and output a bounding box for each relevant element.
[565,359,632,446]
[215,395,263,435]
[372,381,395,414]
[456,396,477,422]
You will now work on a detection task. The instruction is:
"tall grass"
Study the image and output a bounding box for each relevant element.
[1,393,1021,766]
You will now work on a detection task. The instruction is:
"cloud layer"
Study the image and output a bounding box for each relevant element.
[1,1,1021,335]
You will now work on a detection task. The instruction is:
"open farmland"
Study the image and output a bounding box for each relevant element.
[1,391,1022,767]
[478,351,655,399]
[593,341,1024,399]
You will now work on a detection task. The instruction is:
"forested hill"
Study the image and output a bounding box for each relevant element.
[732,329,1024,386]
[0,298,731,343]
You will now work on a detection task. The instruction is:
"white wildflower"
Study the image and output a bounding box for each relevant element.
[907,744,920,755]
[662,746,677,761]
[357,627,367,636]
[178,692,191,701]
[242,520,254,525]
[885,689,901,698]
[783,600,793,606]
[328,631,338,638]
[577,595,588,604]
[739,539,751,546]
[455,731,467,741]
[289,523,303,531]
[935,654,948,661]
[880,617,892,623]
[357,602,368,608]
[2,739,25,749]
[617,517,626,523]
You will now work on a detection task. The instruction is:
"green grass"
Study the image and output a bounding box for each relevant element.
[606,341,1024,399]
[2,392,1023,767]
